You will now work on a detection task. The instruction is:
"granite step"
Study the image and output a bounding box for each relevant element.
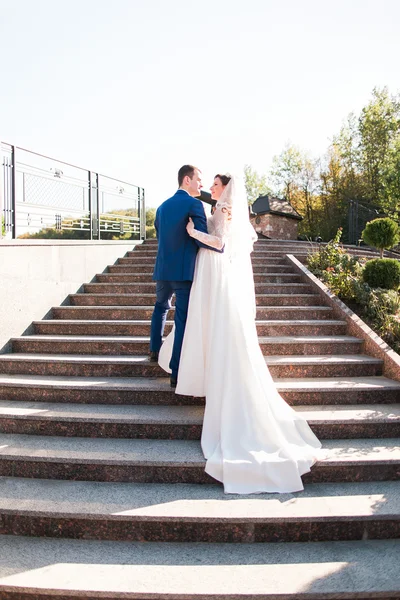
[50,306,334,321]
[126,246,314,256]
[95,273,304,284]
[69,292,323,307]
[0,478,399,543]
[69,293,162,306]
[125,249,313,258]
[108,264,296,274]
[252,264,295,273]
[108,265,154,274]
[118,255,292,265]
[33,319,348,337]
[96,273,156,283]
[0,402,397,439]
[251,251,308,259]
[258,335,363,355]
[0,353,378,378]
[83,282,314,295]
[256,294,322,306]
[266,355,383,378]
[11,334,363,357]
[0,434,398,483]
[130,246,310,256]
[0,374,398,405]
[118,255,156,264]
[0,536,398,600]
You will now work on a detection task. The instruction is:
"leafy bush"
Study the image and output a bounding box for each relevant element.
[146,208,156,227]
[361,217,400,258]
[363,288,400,354]
[146,225,156,239]
[307,228,345,275]
[364,288,400,320]
[308,228,367,300]
[307,227,400,354]
[362,258,400,290]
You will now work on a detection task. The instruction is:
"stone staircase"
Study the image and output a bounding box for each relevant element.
[0,238,399,599]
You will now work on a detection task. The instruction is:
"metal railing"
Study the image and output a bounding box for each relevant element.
[1,142,145,241]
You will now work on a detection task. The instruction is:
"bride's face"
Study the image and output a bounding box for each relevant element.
[210,177,226,201]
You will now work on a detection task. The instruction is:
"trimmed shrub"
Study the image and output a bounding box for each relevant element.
[361,217,400,258]
[362,258,400,290]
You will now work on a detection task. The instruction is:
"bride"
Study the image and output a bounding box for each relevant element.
[158,173,321,494]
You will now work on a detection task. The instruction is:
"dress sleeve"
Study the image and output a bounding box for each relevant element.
[187,203,229,250]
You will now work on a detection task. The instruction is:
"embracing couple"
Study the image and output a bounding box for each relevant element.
[150,165,321,495]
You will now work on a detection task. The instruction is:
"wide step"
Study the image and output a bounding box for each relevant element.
[83,282,315,294]
[32,319,348,336]
[0,401,397,439]
[49,306,334,321]
[0,536,398,599]
[69,293,323,307]
[11,334,363,356]
[95,273,303,284]
[0,353,378,378]
[0,434,398,483]
[0,478,399,542]
[0,374,399,405]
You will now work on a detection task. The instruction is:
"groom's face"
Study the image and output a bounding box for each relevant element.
[187,169,203,197]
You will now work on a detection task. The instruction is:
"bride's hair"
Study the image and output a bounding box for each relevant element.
[215,174,231,187]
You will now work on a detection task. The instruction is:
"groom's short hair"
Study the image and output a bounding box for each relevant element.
[178,165,200,187]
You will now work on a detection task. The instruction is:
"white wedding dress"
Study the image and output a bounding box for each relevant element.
[158,178,321,494]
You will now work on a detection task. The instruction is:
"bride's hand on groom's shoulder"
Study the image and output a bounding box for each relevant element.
[186,217,195,235]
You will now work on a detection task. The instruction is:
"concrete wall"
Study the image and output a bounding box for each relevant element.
[0,240,142,352]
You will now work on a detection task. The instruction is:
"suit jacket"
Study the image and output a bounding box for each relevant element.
[153,189,214,282]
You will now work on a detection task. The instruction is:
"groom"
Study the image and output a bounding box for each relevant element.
[150,165,222,387]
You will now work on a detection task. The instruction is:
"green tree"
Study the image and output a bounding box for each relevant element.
[359,87,400,204]
[270,143,303,203]
[243,165,271,205]
[146,207,156,227]
[319,145,349,240]
[380,133,400,218]
[362,217,400,258]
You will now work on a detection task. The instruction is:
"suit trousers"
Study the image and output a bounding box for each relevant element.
[150,280,192,379]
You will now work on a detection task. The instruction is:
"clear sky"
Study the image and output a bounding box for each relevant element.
[1,0,400,207]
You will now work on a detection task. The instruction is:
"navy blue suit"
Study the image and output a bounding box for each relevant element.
[150,189,220,379]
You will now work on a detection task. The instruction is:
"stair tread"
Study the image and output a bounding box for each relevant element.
[0,536,398,598]
[0,478,399,520]
[0,401,398,423]
[71,293,321,297]
[33,318,347,325]
[266,355,382,365]
[85,282,310,286]
[0,374,398,391]
[0,434,398,465]
[54,305,332,311]
[12,334,363,343]
[0,353,381,365]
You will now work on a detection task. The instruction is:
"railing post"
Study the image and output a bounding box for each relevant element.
[142,188,146,240]
[88,171,100,240]
[10,145,16,239]
[88,170,93,240]
[95,173,100,240]
[0,144,3,240]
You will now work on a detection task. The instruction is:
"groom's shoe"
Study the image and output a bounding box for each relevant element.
[149,351,159,362]
[170,376,177,389]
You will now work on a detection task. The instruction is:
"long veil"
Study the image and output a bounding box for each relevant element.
[219,174,258,318]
